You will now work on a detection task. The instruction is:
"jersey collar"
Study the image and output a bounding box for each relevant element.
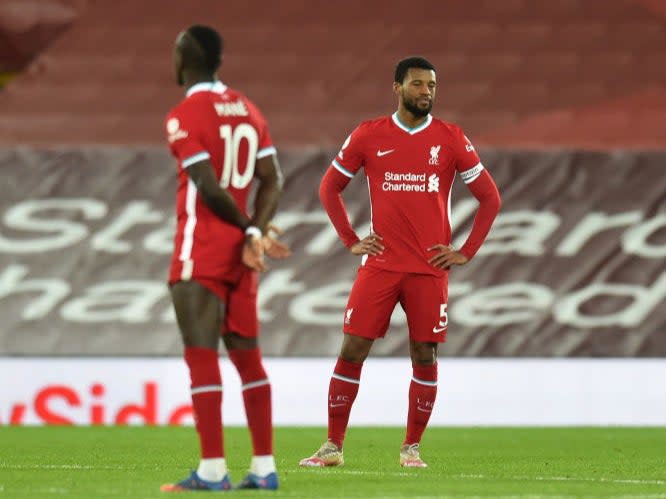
[392,112,433,135]
[186,80,228,97]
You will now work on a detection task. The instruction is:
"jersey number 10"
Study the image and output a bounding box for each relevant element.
[218,124,258,189]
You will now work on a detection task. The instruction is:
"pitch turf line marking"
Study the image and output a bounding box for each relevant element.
[277,495,666,499]
[3,465,666,487]
[386,497,666,499]
[292,468,412,477]
[40,487,68,494]
[0,484,664,499]
[292,469,666,487]
[457,474,666,486]
[0,464,151,471]
[1,488,127,497]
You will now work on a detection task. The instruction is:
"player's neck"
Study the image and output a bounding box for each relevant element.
[182,73,217,93]
[395,108,429,129]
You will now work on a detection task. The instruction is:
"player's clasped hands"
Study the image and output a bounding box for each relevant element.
[427,244,468,270]
[351,233,385,256]
[263,223,291,260]
[242,224,291,272]
[242,235,267,272]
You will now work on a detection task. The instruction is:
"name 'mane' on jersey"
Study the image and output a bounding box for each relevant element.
[164,81,276,282]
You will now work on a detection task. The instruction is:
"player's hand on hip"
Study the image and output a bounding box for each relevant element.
[351,233,384,256]
[263,223,291,259]
[427,244,468,270]
[242,234,268,272]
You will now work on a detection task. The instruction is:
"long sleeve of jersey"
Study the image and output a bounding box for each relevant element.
[319,167,360,249]
[459,169,501,260]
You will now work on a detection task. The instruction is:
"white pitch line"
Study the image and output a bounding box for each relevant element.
[293,469,666,487]
[455,474,666,487]
[0,464,148,471]
[0,481,664,499]
[253,494,666,499]
[385,496,666,499]
[0,493,664,499]
[2,464,665,497]
[277,495,578,499]
[292,468,414,477]
[0,487,127,497]
[38,488,68,494]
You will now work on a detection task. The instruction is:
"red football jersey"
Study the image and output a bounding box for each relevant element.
[165,81,275,282]
[333,113,484,276]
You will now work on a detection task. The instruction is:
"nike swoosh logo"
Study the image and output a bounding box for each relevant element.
[329,403,347,408]
[416,407,432,413]
[377,149,395,157]
[432,326,447,333]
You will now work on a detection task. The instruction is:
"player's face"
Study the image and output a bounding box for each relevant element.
[174,32,186,86]
[397,68,436,117]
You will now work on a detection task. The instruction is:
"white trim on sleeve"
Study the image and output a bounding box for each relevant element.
[182,151,211,168]
[332,159,354,178]
[459,162,485,184]
[257,145,277,159]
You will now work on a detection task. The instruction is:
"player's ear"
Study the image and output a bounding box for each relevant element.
[393,81,401,96]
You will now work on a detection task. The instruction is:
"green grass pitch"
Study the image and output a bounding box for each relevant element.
[0,426,665,498]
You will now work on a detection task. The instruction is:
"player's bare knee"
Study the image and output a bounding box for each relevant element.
[223,332,257,351]
[181,328,219,350]
[410,341,438,365]
[340,335,373,363]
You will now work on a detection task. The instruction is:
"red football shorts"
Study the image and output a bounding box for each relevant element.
[343,265,449,343]
[192,269,259,338]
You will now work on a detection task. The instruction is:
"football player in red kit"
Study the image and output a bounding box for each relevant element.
[161,25,289,491]
[300,56,501,468]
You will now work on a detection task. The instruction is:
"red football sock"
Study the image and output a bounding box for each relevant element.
[228,348,273,456]
[184,346,224,458]
[404,363,438,445]
[327,358,363,449]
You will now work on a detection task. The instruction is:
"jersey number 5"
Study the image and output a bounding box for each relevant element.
[432,303,448,333]
[219,124,258,189]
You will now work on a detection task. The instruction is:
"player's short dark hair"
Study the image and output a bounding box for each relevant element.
[186,24,224,72]
[394,56,436,84]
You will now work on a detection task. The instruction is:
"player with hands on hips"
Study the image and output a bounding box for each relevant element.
[300,56,501,469]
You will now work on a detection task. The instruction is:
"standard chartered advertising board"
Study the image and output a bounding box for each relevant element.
[0,148,664,356]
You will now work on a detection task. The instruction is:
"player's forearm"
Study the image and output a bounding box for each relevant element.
[187,160,250,230]
[199,188,250,230]
[459,171,501,260]
[319,167,359,248]
[251,180,282,233]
